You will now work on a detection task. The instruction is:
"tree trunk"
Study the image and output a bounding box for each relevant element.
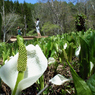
[3,32,6,42]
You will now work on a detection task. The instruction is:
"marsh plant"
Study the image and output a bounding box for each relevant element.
[0,36,47,95]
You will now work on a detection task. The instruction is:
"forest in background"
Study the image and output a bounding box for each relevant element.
[0,0,95,41]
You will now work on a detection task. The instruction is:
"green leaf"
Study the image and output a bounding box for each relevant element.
[70,66,92,95]
[79,37,90,79]
[87,73,95,95]
[0,14,2,39]
[54,43,59,52]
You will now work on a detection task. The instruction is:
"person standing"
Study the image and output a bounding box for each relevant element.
[17,26,22,35]
[35,18,41,37]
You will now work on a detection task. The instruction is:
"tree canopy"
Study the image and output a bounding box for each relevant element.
[0,0,95,40]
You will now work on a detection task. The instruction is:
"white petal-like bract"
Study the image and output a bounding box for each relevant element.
[49,74,70,85]
[0,44,47,94]
[64,43,67,50]
[48,57,55,64]
[75,45,81,57]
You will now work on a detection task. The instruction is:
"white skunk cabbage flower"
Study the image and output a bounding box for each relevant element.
[49,74,70,85]
[90,61,94,73]
[64,43,67,50]
[75,45,81,57]
[4,56,14,64]
[48,57,55,64]
[59,49,62,54]
[0,44,47,95]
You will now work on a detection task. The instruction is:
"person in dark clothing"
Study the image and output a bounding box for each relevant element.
[17,26,22,35]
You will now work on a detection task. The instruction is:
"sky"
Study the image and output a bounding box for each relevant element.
[10,0,39,4]
[10,0,70,4]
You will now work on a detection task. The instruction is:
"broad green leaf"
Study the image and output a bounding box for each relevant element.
[87,73,95,95]
[79,37,90,79]
[70,66,92,95]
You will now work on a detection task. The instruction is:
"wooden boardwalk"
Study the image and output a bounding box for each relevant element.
[7,36,48,43]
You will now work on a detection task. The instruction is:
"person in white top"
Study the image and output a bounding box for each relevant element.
[35,18,41,37]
